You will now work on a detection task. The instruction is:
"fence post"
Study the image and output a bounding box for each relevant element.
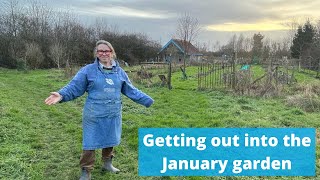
[317,58,320,78]
[198,65,200,90]
[275,66,278,94]
[232,56,236,90]
[200,63,203,89]
[168,62,172,90]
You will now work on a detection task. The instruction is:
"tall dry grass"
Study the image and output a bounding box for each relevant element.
[286,83,320,112]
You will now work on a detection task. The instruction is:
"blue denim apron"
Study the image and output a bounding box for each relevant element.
[82,68,122,150]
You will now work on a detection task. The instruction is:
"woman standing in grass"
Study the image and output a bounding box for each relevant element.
[45,40,154,180]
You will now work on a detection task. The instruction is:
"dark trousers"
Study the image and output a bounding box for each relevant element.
[80,147,113,171]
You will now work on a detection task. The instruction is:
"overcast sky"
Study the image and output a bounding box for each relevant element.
[20,0,320,50]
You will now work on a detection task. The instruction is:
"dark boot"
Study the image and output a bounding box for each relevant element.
[79,168,91,180]
[102,156,120,173]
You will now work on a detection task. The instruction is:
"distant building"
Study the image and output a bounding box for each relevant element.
[158,38,203,63]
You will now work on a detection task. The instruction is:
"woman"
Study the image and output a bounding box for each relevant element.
[45,40,154,180]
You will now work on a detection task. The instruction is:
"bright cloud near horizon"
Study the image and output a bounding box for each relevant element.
[205,21,291,32]
[18,0,320,49]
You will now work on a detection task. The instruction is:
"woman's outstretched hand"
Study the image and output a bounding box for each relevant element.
[45,92,62,105]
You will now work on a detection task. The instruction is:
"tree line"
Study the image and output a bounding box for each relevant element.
[1,0,319,71]
[217,32,291,64]
[0,0,161,69]
[198,19,320,71]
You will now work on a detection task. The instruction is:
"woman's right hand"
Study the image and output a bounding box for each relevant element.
[45,92,62,105]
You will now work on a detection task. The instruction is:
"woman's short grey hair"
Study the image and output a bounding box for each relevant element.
[94,40,117,59]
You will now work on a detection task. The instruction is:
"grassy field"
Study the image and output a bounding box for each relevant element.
[0,66,319,180]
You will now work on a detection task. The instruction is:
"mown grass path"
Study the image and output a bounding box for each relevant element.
[0,68,319,179]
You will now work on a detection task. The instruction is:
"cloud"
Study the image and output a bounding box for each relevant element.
[205,20,291,32]
[40,0,320,27]
[74,5,176,19]
[249,0,320,20]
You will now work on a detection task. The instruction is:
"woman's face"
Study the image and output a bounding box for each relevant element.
[96,44,112,65]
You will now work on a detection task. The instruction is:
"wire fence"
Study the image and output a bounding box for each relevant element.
[196,60,314,96]
[198,62,235,90]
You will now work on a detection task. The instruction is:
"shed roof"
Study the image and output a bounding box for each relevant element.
[159,38,201,55]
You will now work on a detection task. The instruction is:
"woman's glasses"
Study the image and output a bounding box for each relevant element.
[97,50,112,55]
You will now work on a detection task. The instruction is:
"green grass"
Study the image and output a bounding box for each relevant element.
[0,67,319,180]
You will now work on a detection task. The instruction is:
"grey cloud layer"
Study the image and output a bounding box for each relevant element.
[40,0,319,26]
[33,0,320,46]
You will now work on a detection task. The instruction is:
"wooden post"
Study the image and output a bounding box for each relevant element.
[275,66,278,94]
[168,62,172,90]
[317,58,320,78]
[205,64,207,89]
[198,65,200,90]
[232,55,236,90]
[183,53,187,80]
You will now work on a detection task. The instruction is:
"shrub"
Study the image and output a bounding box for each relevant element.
[25,42,44,69]
[0,55,17,69]
[16,58,28,72]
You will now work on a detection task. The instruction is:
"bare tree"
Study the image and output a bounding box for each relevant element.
[243,37,252,54]
[51,9,79,67]
[24,0,52,40]
[1,0,24,59]
[229,34,237,52]
[222,34,237,58]
[282,18,300,48]
[194,41,210,52]
[236,34,244,52]
[49,42,65,69]
[176,12,201,75]
[236,33,248,60]
[92,17,110,40]
[213,40,221,52]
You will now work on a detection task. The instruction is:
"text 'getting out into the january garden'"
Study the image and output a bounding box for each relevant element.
[138,128,315,176]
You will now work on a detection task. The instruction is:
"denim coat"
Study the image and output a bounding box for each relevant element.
[58,59,154,150]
